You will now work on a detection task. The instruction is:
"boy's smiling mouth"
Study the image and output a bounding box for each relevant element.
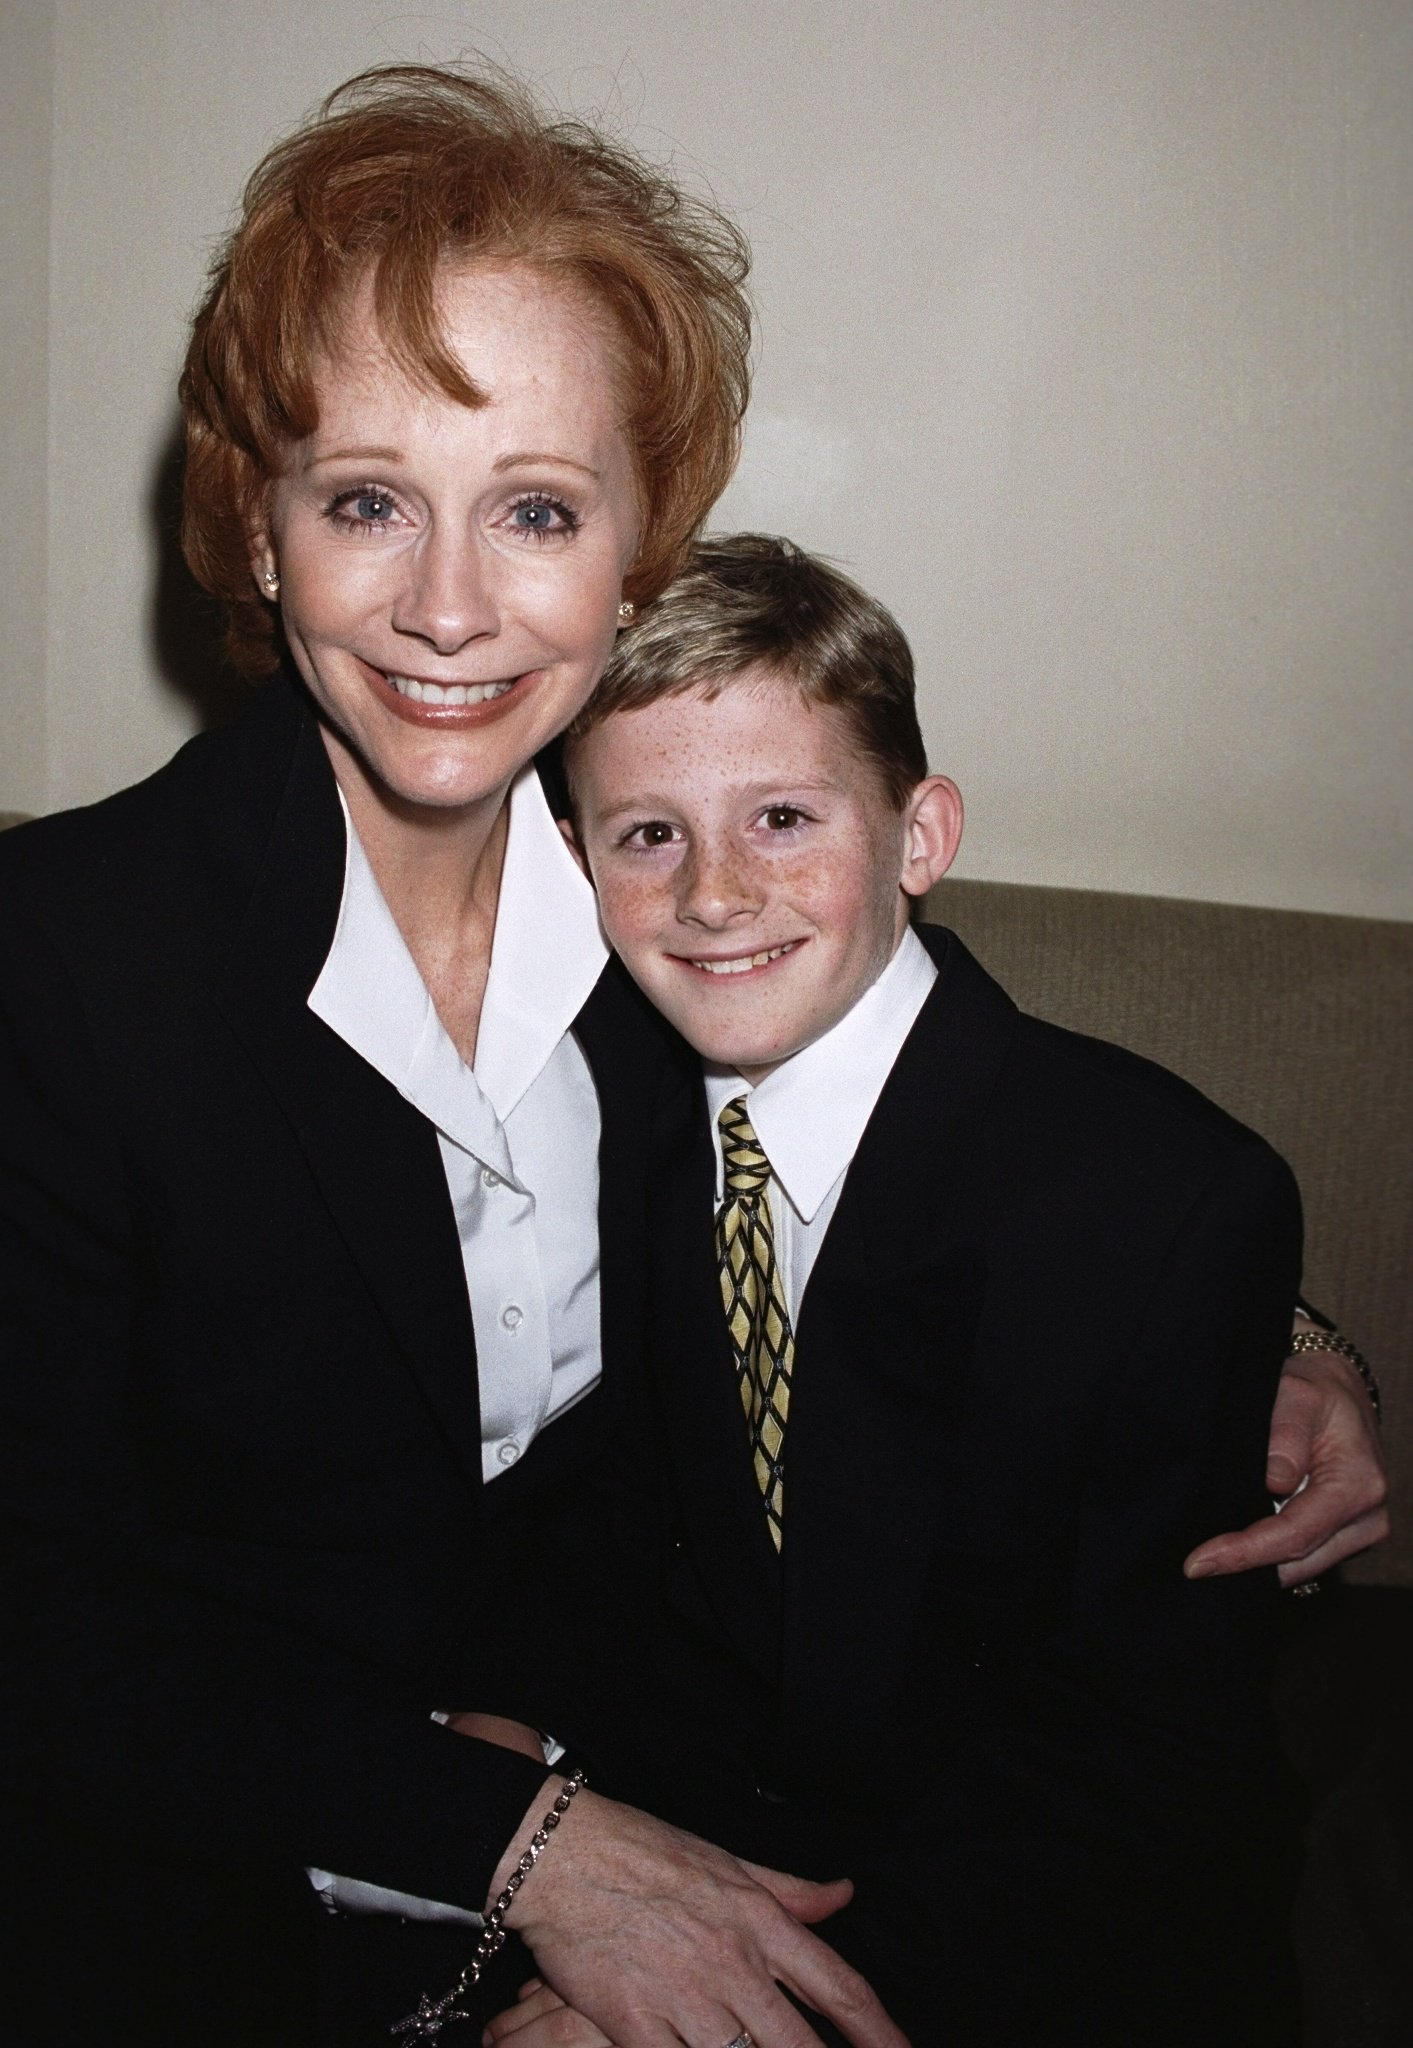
[679,940,804,976]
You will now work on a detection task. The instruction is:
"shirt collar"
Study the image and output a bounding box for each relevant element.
[475,761,609,1118]
[307,767,607,1179]
[703,925,937,1220]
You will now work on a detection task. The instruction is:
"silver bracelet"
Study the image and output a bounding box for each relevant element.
[1290,1328,1382,1423]
[392,1768,587,2039]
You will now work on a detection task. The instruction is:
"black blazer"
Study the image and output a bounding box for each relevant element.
[541,925,1304,2046]
[0,677,674,2042]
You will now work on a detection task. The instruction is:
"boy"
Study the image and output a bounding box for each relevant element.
[518,535,1301,2044]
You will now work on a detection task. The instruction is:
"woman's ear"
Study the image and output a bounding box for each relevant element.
[250,533,280,602]
[900,776,964,901]
[557,815,592,882]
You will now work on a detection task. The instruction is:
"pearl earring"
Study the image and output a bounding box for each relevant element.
[262,568,280,596]
[617,599,635,624]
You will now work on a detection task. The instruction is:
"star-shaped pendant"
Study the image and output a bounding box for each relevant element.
[391,1990,472,2038]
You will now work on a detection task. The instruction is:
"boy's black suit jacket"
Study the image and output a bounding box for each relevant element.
[540,923,1304,2046]
[0,676,670,2043]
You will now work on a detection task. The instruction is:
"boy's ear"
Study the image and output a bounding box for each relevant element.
[557,815,592,881]
[900,776,964,901]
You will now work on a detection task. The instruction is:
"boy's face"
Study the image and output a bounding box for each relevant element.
[567,669,961,1078]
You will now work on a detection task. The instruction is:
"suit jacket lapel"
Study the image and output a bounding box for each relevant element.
[213,682,485,1489]
[648,1057,784,1679]
[780,929,1019,1755]
[572,956,675,1425]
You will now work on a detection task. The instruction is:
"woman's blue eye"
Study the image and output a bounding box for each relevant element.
[327,488,397,528]
[509,495,577,537]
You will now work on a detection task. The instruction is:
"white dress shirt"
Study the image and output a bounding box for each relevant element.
[308,764,608,1481]
[703,926,938,1322]
[306,763,606,1923]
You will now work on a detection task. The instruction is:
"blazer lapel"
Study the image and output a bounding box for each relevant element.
[213,685,484,1489]
[571,956,658,1407]
[780,929,1019,1755]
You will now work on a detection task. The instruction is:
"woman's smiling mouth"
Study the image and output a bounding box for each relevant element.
[354,656,542,725]
[386,673,516,706]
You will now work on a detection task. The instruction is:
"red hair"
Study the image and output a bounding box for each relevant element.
[180,64,752,674]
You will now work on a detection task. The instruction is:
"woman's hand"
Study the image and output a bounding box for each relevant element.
[1184,1332,1388,1586]
[485,1979,610,2047]
[492,1782,906,2048]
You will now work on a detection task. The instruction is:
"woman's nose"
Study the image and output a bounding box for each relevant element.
[677,842,762,927]
[390,531,500,653]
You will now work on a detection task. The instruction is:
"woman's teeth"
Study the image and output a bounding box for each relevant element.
[386,675,516,705]
[692,944,797,975]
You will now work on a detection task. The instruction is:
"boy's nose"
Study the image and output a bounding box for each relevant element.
[677,842,762,927]
[391,531,501,654]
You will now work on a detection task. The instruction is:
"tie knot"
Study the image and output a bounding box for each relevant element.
[718,1096,772,1199]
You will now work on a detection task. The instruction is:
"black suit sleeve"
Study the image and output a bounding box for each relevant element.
[0,895,549,1910]
[827,1136,1303,2043]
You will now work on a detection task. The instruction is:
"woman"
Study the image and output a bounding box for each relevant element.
[0,65,903,2048]
[0,61,1383,2048]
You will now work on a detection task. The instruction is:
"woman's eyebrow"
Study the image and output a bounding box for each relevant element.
[493,450,602,480]
[305,444,404,469]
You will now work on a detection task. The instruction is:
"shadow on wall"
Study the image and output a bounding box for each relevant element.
[147,415,252,732]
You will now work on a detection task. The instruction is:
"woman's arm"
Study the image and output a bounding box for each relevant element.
[0,887,553,1905]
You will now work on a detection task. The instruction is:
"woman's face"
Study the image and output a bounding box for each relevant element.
[258,262,642,814]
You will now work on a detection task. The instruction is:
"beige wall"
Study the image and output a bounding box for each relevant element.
[3,1,1409,916]
[0,0,53,810]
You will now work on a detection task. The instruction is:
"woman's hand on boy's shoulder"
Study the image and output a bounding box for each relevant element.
[1184,1342,1388,1586]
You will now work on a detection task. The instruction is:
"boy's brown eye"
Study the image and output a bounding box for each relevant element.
[764,806,803,830]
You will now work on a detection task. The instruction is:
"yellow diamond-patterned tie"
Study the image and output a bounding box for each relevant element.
[716,1096,794,1551]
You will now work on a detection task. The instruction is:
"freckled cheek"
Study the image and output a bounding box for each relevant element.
[774,849,871,929]
[592,872,672,955]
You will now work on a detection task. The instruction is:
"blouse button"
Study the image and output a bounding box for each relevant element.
[501,1304,523,1331]
[481,1167,502,1190]
[497,1439,521,1467]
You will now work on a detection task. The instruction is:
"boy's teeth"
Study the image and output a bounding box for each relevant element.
[386,675,514,705]
[693,944,794,975]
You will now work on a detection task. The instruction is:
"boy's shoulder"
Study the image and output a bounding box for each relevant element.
[908,921,1286,1182]
[874,926,1302,1318]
